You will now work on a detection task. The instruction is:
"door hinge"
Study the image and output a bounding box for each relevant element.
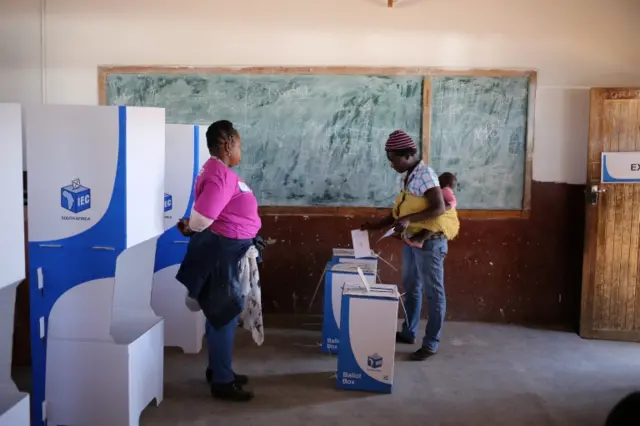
[39,317,45,339]
[588,185,606,205]
[37,267,44,295]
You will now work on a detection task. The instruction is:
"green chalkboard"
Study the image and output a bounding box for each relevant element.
[429,76,530,210]
[105,73,423,207]
[104,70,532,210]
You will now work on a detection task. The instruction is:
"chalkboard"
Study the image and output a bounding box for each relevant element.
[429,76,530,210]
[105,73,423,207]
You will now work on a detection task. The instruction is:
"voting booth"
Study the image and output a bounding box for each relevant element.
[322,263,376,353]
[151,124,208,354]
[26,105,166,426]
[337,283,399,394]
[0,104,30,426]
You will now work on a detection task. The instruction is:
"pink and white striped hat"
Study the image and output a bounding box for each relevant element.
[385,130,416,152]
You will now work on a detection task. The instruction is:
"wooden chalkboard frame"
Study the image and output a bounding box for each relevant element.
[98,66,536,219]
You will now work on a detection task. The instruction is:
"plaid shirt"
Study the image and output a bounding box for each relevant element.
[400,161,439,196]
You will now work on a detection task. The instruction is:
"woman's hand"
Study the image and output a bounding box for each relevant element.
[361,215,395,231]
[393,218,410,233]
[360,221,378,231]
[177,218,195,237]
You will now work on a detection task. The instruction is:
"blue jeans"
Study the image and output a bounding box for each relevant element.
[399,237,448,352]
[206,316,237,384]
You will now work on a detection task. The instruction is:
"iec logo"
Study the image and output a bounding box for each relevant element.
[367,353,383,370]
[164,193,173,212]
[60,178,91,214]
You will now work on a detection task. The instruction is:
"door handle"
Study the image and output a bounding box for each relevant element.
[588,185,606,205]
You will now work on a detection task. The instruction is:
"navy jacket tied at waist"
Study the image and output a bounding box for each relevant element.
[176,230,263,329]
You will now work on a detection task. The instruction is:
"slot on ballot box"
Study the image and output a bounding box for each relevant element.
[322,263,376,353]
[337,283,400,394]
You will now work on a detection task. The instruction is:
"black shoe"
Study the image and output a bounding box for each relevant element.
[233,373,249,386]
[396,332,416,345]
[206,368,249,386]
[211,381,254,402]
[410,347,436,361]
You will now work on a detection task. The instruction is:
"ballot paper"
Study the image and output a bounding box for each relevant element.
[356,267,372,292]
[376,227,395,243]
[351,229,372,258]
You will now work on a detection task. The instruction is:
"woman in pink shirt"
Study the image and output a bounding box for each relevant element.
[177,120,262,402]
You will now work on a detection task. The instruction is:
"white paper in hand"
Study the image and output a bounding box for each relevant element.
[351,229,371,258]
[377,227,395,243]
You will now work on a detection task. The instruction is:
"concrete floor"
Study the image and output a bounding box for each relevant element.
[136,322,640,426]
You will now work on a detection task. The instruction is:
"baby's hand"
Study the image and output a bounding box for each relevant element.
[403,237,424,248]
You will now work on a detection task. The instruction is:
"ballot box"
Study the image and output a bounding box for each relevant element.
[321,263,376,353]
[331,248,378,268]
[337,283,399,393]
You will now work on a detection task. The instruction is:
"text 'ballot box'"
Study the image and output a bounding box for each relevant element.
[322,263,376,353]
[337,284,399,394]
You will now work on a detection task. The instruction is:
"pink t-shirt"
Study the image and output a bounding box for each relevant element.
[193,157,261,240]
[442,187,457,209]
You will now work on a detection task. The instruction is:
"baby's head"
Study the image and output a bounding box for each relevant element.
[439,172,457,190]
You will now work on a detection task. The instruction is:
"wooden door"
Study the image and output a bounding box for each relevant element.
[581,88,640,342]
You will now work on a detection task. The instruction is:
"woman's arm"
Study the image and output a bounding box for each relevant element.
[397,186,446,225]
[178,175,235,236]
[188,209,214,232]
[361,214,395,231]
[192,174,234,222]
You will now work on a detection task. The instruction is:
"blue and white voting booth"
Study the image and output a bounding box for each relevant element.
[0,104,30,426]
[337,283,399,394]
[322,263,376,353]
[151,124,208,354]
[26,105,166,426]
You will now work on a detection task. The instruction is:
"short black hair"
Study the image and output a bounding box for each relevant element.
[606,392,640,426]
[439,172,456,188]
[205,120,238,153]
[387,147,418,158]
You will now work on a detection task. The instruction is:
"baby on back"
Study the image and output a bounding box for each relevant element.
[439,172,457,209]
[403,172,458,248]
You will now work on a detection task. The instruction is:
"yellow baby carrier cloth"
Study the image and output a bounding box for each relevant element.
[392,190,460,240]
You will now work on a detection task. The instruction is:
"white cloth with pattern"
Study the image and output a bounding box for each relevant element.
[237,246,264,346]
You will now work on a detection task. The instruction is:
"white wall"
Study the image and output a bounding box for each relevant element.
[1,0,639,183]
[0,0,42,104]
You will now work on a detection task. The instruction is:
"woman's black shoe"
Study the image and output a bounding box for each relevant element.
[210,382,254,402]
[396,332,416,345]
[206,368,249,386]
[410,347,437,361]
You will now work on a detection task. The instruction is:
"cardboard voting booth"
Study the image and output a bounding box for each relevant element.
[0,284,30,426]
[337,283,399,394]
[151,124,208,354]
[0,104,26,290]
[331,248,378,268]
[26,105,166,426]
[0,103,30,426]
[322,263,376,353]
